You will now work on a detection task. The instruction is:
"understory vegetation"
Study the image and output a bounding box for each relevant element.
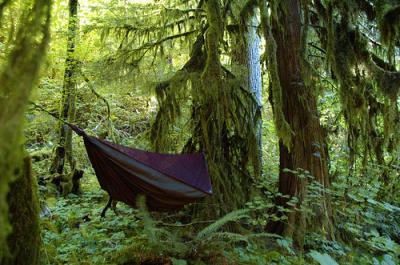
[0,0,399,264]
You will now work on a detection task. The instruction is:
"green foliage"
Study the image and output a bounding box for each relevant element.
[112,205,250,264]
[40,183,140,265]
[195,209,249,240]
[8,0,400,265]
[309,251,338,265]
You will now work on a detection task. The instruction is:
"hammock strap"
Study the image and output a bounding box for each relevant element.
[29,101,85,136]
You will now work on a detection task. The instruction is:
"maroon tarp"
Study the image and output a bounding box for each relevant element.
[71,125,212,210]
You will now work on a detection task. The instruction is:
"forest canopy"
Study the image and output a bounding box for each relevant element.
[0,0,399,264]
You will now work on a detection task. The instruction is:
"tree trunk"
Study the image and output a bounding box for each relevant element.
[261,0,334,245]
[244,13,263,176]
[50,0,82,194]
[0,0,51,260]
[195,0,249,218]
[2,157,41,265]
[231,11,263,177]
[198,0,228,217]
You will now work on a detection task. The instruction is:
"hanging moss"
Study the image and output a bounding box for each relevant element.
[200,0,224,152]
[259,0,293,150]
[151,1,261,218]
[151,34,206,151]
[265,34,294,149]
[378,5,400,47]
[366,60,400,100]
[316,0,400,169]
[195,0,244,217]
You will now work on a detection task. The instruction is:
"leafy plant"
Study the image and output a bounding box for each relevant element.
[309,251,339,265]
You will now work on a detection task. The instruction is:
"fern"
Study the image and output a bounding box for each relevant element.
[137,196,157,245]
[195,209,249,240]
[309,251,339,265]
[247,232,283,240]
[205,232,248,244]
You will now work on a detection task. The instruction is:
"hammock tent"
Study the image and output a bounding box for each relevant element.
[69,125,212,211]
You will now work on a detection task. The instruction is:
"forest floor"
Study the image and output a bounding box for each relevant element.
[36,170,400,265]
[39,172,141,265]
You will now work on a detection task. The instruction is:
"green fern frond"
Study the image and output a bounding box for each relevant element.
[205,232,248,244]
[195,209,249,240]
[137,196,157,244]
[247,232,282,239]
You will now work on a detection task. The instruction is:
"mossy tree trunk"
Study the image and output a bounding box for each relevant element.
[0,0,51,261]
[2,157,41,265]
[199,0,230,217]
[196,0,254,217]
[152,1,264,219]
[261,0,334,245]
[50,0,82,195]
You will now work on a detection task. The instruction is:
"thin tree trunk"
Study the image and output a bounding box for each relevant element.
[245,13,263,176]
[231,11,263,177]
[50,0,82,194]
[261,0,333,245]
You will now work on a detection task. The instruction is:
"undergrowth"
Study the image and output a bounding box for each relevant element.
[28,76,399,265]
[36,168,400,265]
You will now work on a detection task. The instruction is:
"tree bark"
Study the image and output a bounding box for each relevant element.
[0,0,51,260]
[244,13,263,176]
[2,157,41,265]
[261,0,334,245]
[50,0,82,194]
[231,11,263,177]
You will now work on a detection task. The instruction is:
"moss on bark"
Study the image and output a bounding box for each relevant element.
[2,156,41,265]
[259,0,293,150]
[0,0,51,258]
[261,0,334,245]
[49,0,82,195]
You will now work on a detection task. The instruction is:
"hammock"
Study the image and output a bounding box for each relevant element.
[69,125,212,211]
